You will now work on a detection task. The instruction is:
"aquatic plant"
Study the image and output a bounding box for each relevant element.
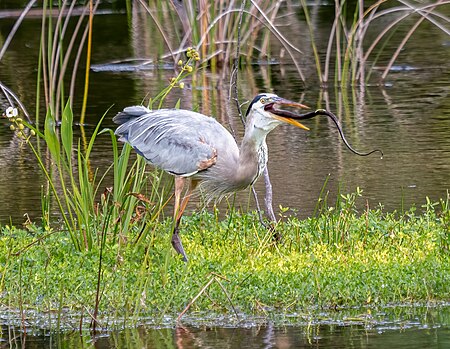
[138,0,305,78]
[135,0,450,85]
[301,0,450,86]
[2,42,200,251]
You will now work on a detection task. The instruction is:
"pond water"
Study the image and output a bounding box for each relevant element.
[2,305,450,348]
[0,3,449,224]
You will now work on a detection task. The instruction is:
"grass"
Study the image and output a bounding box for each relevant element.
[1,193,448,330]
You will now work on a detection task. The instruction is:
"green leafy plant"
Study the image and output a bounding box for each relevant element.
[3,25,200,249]
[1,193,449,330]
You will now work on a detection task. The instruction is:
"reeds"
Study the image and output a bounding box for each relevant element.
[136,0,449,86]
[2,1,449,109]
[3,69,195,253]
[36,0,101,122]
[1,1,198,254]
[302,0,450,86]
[136,0,305,78]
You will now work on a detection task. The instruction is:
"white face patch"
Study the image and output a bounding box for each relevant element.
[251,105,283,132]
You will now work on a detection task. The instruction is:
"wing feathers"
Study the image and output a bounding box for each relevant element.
[114,108,230,176]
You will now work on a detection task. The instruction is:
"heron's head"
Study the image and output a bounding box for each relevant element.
[245,93,310,132]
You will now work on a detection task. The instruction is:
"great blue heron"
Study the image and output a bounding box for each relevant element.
[114,93,381,261]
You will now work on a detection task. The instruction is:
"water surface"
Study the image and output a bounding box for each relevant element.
[3,305,450,348]
[0,5,449,224]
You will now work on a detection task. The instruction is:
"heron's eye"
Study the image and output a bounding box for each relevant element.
[260,98,266,104]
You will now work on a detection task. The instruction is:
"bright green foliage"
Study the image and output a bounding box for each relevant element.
[1,195,448,329]
[61,102,74,164]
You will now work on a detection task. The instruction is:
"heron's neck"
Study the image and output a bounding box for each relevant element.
[235,123,271,186]
[241,124,270,156]
[242,115,274,148]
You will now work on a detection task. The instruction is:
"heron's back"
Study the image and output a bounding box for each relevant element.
[114,106,239,180]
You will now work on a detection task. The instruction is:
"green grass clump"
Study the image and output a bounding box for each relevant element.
[0,195,448,329]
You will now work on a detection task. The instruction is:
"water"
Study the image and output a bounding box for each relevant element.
[5,326,450,348]
[0,5,449,224]
[2,305,450,348]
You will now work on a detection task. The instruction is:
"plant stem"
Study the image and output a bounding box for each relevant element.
[80,0,94,125]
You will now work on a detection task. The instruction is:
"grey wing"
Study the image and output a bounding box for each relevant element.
[115,108,231,176]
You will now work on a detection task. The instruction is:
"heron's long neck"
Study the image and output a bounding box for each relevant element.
[234,124,270,188]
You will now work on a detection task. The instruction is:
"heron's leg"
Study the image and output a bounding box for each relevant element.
[172,176,189,261]
[176,185,195,222]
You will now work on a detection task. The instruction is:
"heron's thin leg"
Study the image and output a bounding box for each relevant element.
[176,182,196,222]
[172,176,189,261]
[173,176,184,221]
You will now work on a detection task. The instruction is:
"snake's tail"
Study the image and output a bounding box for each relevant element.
[295,109,383,158]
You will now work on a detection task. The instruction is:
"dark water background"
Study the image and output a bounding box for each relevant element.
[0,2,449,224]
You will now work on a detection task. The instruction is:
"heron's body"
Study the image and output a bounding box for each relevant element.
[115,107,263,201]
[114,94,310,261]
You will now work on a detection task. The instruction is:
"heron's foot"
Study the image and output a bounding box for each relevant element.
[272,231,282,243]
[171,229,188,262]
[268,223,283,243]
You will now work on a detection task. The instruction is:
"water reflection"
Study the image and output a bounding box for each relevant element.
[0,5,449,225]
[3,305,450,348]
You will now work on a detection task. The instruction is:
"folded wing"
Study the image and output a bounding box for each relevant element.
[114,107,233,176]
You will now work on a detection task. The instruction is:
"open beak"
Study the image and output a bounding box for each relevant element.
[265,97,310,130]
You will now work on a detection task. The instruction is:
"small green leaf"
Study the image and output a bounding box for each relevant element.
[61,100,73,163]
[44,108,60,162]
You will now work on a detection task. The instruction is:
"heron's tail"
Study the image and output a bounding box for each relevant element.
[113,105,151,125]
